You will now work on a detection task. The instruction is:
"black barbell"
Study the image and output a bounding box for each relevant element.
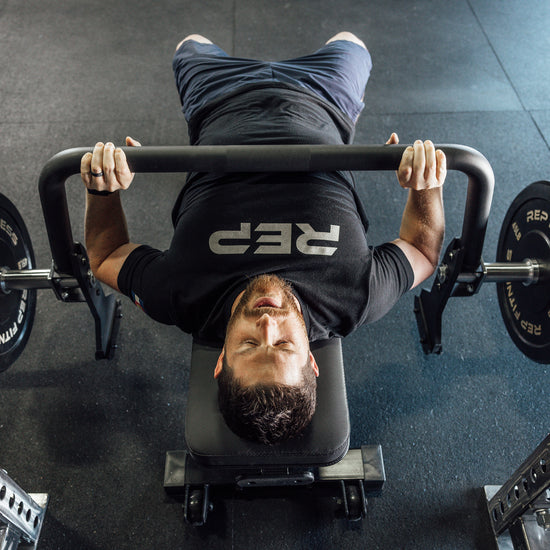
[0,144,547,372]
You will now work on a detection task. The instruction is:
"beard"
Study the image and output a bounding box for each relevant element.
[226,274,306,337]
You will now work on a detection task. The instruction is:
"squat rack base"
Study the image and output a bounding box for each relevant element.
[485,486,550,550]
[484,433,550,550]
[0,469,48,550]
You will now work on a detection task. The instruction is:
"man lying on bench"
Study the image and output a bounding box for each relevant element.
[80,32,446,445]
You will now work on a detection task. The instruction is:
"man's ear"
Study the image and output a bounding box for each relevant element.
[214,349,225,379]
[309,351,319,377]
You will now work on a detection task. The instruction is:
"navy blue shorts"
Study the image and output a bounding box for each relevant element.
[172,39,372,123]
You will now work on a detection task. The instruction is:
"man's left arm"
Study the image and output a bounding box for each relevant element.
[388,136,446,288]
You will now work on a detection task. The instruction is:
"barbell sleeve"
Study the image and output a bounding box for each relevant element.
[456,259,543,285]
[0,268,79,293]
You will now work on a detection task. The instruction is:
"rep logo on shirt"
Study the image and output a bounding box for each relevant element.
[209,223,340,256]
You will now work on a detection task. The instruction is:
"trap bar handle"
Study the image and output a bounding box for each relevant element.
[38,144,494,276]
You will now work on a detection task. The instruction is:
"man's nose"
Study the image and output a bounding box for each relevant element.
[256,313,278,343]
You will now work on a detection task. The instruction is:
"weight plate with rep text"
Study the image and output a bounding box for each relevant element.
[0,193,36,372]
[496,181,550,364]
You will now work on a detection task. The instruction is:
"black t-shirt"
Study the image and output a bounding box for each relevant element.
[118,83,413,345]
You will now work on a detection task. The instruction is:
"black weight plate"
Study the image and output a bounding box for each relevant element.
[496,181,550,364]
[0,193,36,372]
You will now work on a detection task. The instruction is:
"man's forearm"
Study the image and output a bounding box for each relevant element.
[399,187,445,268]
[85,192,130,274]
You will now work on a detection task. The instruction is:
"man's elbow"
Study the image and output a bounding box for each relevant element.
[393,238,441,289]
[410,252,439,289]
[88,242,140,292]
[90,260,120,291]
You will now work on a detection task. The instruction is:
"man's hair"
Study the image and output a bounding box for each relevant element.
[217,356,317,445]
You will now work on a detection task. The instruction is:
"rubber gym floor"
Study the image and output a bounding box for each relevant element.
[1,1,549,549]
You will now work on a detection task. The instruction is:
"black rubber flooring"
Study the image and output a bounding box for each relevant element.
[0,1,549,548]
